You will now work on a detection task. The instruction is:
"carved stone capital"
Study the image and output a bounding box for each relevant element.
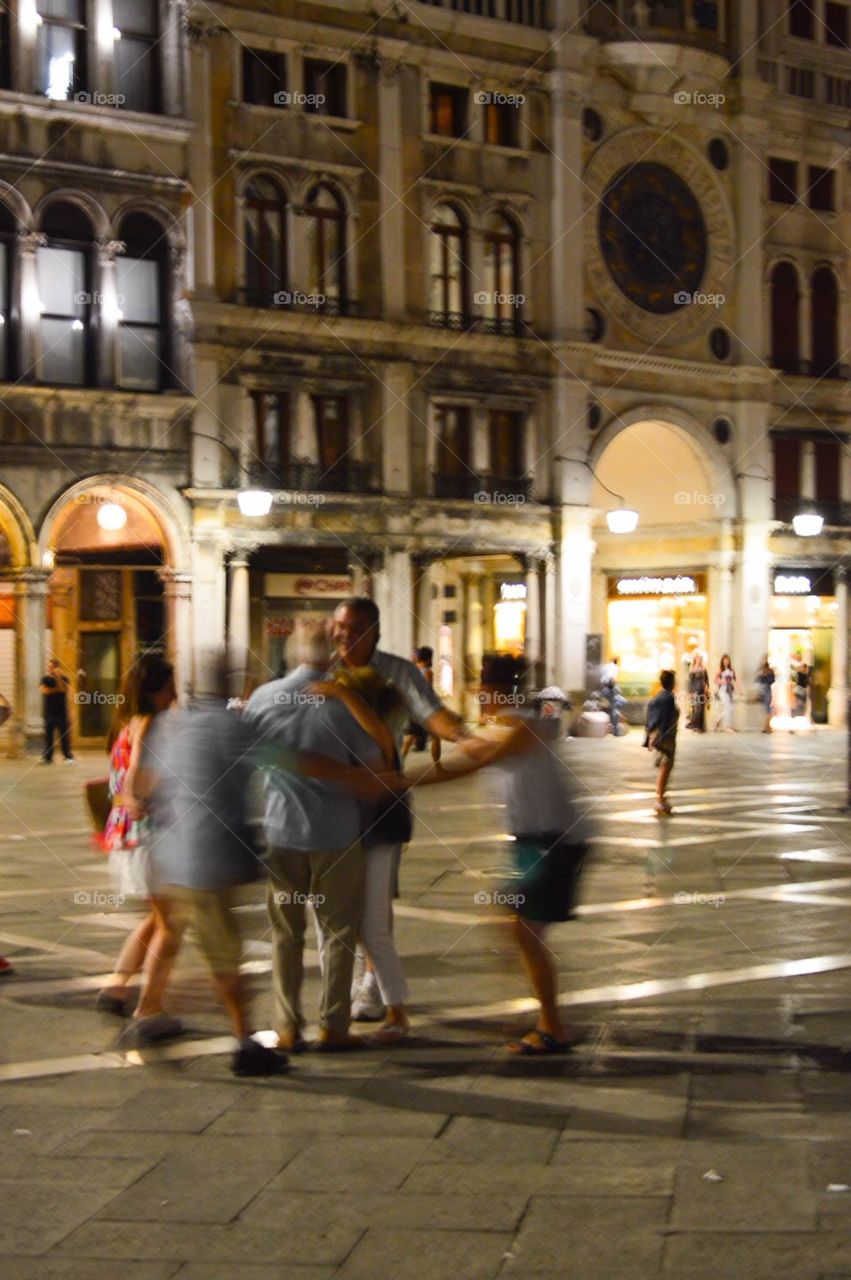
[17,230,47,256]
[97,237,126,266]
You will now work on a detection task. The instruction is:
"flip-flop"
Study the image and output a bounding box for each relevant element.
[506,1030,571,1056]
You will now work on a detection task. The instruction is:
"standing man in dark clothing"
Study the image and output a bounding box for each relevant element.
[644,670,679,817]
[40,659,75,764]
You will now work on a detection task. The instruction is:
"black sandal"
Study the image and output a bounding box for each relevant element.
[507,1030,571,1056]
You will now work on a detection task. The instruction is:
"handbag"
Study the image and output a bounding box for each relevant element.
[84,777,111,833]
[109,844,151,900]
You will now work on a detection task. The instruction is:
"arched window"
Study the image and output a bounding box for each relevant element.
[305,184,346,312]
[37,0,86,101]
[116,213,168,391]
[37,202,93,386]
[0,205,15,381]
[770,261,801,374]
[430,203,467,327]
[244,176,287,307]
[483,212,521,334]
[811,266,839,377]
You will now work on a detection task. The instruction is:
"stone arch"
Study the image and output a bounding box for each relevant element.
[589,405,738,522]
[37,475,191,572]
[0,482,37,569]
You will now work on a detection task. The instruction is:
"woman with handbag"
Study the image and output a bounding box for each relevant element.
[96,657,177,1035]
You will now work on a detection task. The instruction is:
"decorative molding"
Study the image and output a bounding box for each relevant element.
[97,238,126,266]
[16,230,46,256]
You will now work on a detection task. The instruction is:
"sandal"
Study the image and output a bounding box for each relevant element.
[506,1030,571,1056]
[313,1031,366,1053]
[275,1029,309,1055]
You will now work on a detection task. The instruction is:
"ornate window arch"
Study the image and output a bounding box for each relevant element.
[429,202,468,328]
[116,211,170,391]
[810,264,840,378]
[769,259,801,374]
[304,183,347,312]
[244,173,289,308]
[483,210,522,334]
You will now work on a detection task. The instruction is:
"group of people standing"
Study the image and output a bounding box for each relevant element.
[93,597,592,1074]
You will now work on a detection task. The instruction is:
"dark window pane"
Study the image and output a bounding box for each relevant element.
[773,437,801,499]
[816,440,841,501]
[38,246,85,315]
[768,157,797,203]
[436,406,470,475]
[39,318,85,383]
[811,267,839,375]
[770,262,801,372]
[826,2,850,46]
[38,0,83,20]
[484,101,519,146]
[789,0,815,37]
[314,396,348,467]
[808,166,835,212]
[243,48,286,106]
[117,35,157,112]
[430,84,467,136]
[116,258,159,325]
[118,327,160,390]
[304,60,347,116]
[113,0,156,36]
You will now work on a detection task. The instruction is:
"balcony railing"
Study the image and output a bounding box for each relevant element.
[238,289,357,317]
[430,311,524,336]
[759,59,851,109]
[584,0,725,49]
[248,458,378,495]
[768,356,851,380]
[775,495,851,528]
[434,472,534,501]
[418,0,550,28]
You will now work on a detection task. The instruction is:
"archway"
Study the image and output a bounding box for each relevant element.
[0,486,37,751]
[41,480,184,744]
[590,418,732,697]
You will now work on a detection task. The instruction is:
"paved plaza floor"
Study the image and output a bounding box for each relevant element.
[2,727,851,1278]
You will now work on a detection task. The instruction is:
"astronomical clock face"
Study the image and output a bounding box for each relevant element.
[583,130,735,344]
[599,162,707,314]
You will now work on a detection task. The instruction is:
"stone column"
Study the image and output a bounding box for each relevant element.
[522,554,542,685]
[186,21,220,299]
[558,509,595,694]
[191,537,227,694]
[800,439,817,501]
[830,566,847,727]
[548,74,586,341]
[192,357,227,486]
[372,549,414,657]
[227,557,251,696]
[95,237,125,390]
[733,125,768,361]
[294,389,316,464]
[159,569,193,704]
[17,231,46,379]
[15,570,49,744]
[543,552,557,684]
[734,522,773,722]
[377,60,406,319]
[380,363,412,495]
[462,570,484,683]
[414,556,440,657]
[482,572,497,654]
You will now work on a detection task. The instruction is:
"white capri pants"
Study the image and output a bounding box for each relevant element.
[313,842,409,1007]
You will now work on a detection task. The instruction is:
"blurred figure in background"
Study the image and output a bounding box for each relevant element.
[401,647,442,769]
[686,652,710,732]
[714,654,737,732]
[644,670,679,817]
[40,658,74,764]
[756,655,775,733]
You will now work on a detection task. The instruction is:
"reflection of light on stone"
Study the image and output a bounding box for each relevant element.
[47,52,75,102]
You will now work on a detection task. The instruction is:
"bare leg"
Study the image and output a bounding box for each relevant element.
[211,971,251,1039]
[104,911,156,991]
[133,896,187,1019]
[656,758,673,807]
[512,915,563,1040]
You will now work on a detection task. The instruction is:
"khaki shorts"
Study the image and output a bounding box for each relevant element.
[164,885,243,975]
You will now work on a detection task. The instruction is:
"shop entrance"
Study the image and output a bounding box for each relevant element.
[770,573,836,723]
[606,575,708,696]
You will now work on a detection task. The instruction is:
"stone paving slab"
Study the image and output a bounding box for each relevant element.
[335,1228,514,1280]
[509,1197,669,1276]
[0,1182,126,1256]
[2,1263,181,1280]
[54,1222,363,1266]
[240,1190,528,1233]
[668,1142,816,1231]
[661,1232,851,1280]
[266,1136,436,1193]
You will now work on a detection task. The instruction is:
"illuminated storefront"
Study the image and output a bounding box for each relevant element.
[606,574,708,696]
[769,568,835,723]
[493,580,527,655]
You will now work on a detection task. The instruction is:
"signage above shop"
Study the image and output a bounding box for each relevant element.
[774,574,811,595]
[612,575,702,597]
[265,573,352,599]
[773,567,835,597]
[500,583,527,601]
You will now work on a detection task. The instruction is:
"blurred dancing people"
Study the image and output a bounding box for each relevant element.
[401,647,443,769]
[97,657,177,1035]
[686,652,710,732]
[757,655,776,733]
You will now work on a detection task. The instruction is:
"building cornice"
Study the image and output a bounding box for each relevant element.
[0,93,193,142]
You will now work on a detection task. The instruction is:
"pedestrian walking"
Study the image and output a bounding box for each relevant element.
[599,656,625,735]
[40,659,75,763]
[756,655,775,733]
[96,656,179,1042]
[244,622,397,1053]
[687,652,710,732]
[136,657,289,1075]
[793,659,810,719]
[401,647,443,768]
[644,670,680,816]
[714,654,737,732]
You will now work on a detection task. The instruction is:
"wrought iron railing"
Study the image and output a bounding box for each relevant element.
[434,472,534,501]
[584,0,724,48]
[248,458,378,494]
[419,0,549,28]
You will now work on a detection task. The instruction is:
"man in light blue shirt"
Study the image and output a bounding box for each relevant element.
[244,624,387,1052]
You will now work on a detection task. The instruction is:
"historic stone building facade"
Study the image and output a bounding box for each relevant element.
[1,0,850,748]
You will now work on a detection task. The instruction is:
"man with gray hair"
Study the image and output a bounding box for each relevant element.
[244,621,393,1052]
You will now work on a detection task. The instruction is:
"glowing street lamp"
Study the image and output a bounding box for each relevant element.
[606,507,639,534]
[96,502,127,531]
[792,511,824,537]
[237,489,273,518]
